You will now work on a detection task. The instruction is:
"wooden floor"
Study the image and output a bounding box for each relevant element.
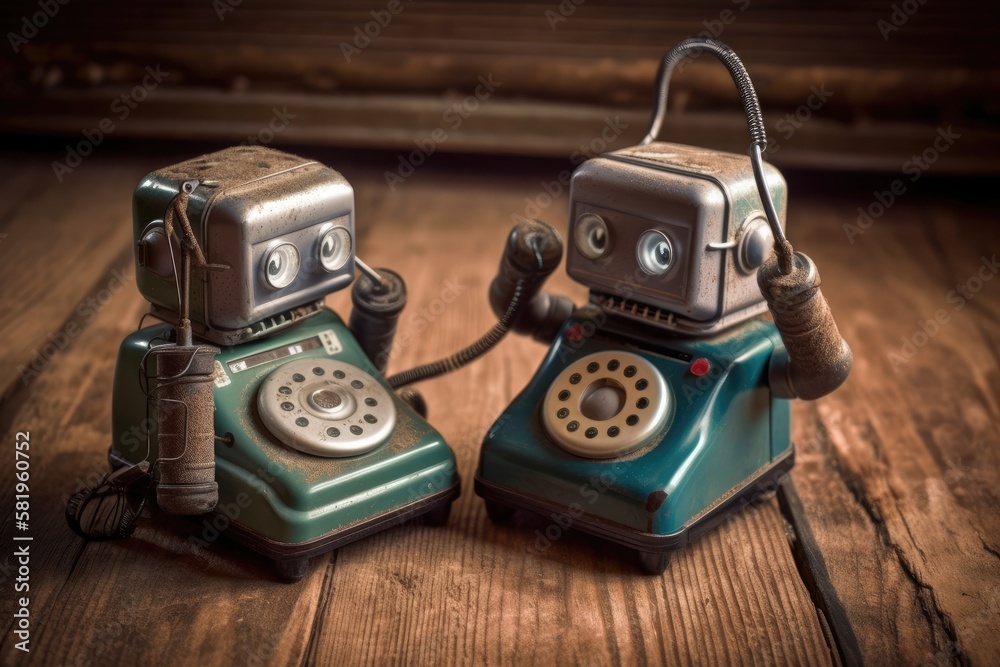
[0,141,998,665]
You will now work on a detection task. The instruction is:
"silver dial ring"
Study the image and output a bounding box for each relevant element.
[257,358,395,457]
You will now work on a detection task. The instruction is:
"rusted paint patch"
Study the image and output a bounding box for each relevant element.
[645,489,668,513]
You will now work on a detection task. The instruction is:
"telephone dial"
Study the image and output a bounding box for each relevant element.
[474,38,852,573]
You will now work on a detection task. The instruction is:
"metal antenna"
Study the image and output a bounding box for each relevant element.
[354,257,385,287]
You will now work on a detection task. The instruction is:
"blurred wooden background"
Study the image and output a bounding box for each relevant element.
[1,0,998,173]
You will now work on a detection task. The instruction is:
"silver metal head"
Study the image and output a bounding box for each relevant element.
[133,146,357,343]
[565,141,787,335]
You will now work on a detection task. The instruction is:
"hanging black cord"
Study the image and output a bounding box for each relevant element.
[386,276,529,389]
[642,37,794,274]
[386,226,551,389]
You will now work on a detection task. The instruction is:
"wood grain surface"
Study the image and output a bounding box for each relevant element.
[0,144,997,666]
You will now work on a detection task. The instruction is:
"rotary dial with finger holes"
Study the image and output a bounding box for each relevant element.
[542,351,670,458]
[257,358,395,457]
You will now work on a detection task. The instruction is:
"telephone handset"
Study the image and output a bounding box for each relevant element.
[474,37,852,573]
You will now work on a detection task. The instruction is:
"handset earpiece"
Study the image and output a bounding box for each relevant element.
[348,264,407,375]
[488,218,574,343]
[757,252,852,399]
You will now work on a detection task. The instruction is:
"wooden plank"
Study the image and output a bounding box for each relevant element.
[784,182,1000,664]
[0,154,143,403]
[4,0,992,72]
[9,41,999,112]
[305,502,837,665]
[3,91,997,176]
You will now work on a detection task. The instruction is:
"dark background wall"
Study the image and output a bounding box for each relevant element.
[2,0,997,174]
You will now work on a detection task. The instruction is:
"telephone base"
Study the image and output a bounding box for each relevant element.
[475,450,792,571]
[107,309,461,581]
[214,480,460,580]
[111,446,458,581]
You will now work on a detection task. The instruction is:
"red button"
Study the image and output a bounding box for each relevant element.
[690,358,711,376]
[566,323,585,342]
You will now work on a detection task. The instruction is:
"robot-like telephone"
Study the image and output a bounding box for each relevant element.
[63,37,851,581]
[66,147,460,581]
[473,38,852,573]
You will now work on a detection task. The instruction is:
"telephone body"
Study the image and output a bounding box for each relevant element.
[475,40,850,573]
[104,146,459,581]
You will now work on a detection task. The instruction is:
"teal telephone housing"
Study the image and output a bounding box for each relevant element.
[477,307,792,573]
[110,310,458,579]
[475,39,851,573]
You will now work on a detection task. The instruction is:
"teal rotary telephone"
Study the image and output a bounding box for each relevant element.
[473,38,852,573]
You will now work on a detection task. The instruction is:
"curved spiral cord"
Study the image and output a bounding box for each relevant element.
[386,277,529,389]
[386,235,548,389]
[642,37,794,274]
[65,462,152,540]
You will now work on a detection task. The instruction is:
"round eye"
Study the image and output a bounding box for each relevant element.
[574,213,610,259]
[263,243,300,289]
[636,230,673,276]
[318,226,352,272]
